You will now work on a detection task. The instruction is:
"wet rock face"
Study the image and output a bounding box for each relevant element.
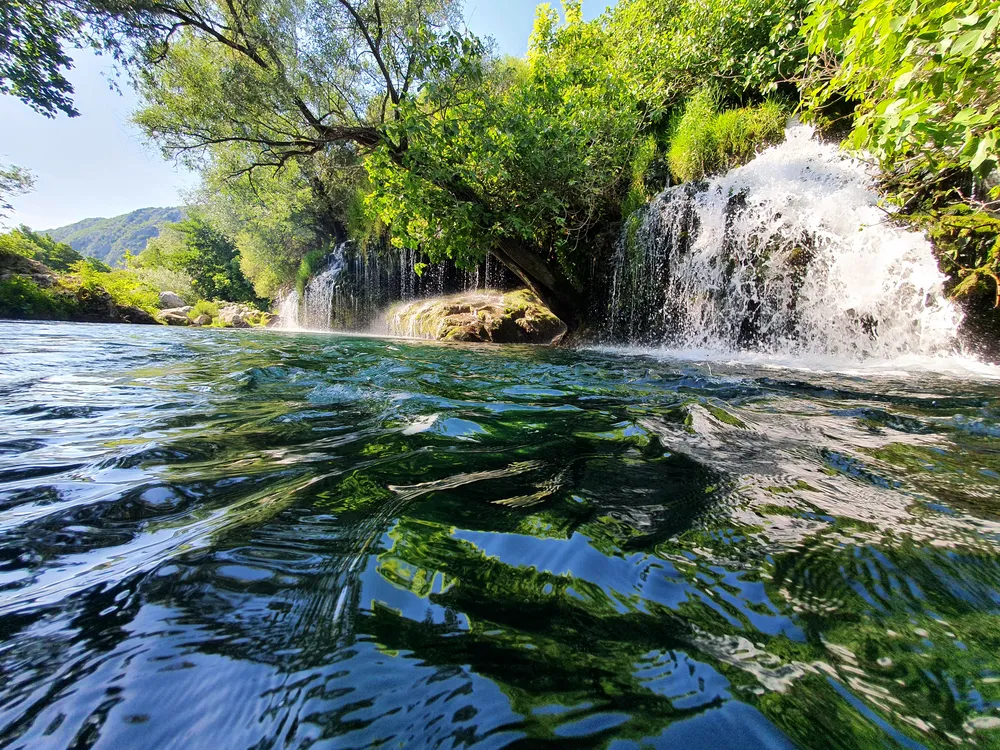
[386,290,567,345]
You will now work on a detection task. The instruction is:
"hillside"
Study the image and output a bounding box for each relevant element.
[43,206,184,267]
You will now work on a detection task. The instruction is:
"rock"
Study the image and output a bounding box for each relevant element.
[159,291,186,309]
[118,306,159,325]
[265,315,282,328]
[192,314,213,327]
[218,305,249,328]
[386,290,567,345]
[159,310,190,326]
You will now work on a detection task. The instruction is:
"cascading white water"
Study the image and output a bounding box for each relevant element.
[605,122,964,360]
[274,243,518,333]
[276,289,301,330]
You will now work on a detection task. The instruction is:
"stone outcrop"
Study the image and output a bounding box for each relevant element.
[158,307,192,326]
[385,290,567,345]
[159,291,186,309]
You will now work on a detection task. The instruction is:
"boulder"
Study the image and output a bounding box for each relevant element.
[385,290,567,345]
[159,310,190,326]
[192,314,213,327]
[159,290,186,309]
[118,306,159,325]
[218,305,249,328]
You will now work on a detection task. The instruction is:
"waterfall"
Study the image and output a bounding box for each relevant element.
[274,242,518,332]
[276,288,301,330]
[604,123,963,360]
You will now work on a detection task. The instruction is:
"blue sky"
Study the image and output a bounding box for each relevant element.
[0,0,609,231]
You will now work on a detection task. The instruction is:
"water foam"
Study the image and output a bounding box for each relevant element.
[605,122,964,361]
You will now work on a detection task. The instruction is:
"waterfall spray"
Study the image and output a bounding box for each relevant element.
[275,244,519,332]
[605,123,963,360]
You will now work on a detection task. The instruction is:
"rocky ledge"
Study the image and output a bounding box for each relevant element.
[385,290,567,345]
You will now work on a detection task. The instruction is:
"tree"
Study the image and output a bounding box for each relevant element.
[802,0,1000,195]
[0,225,83,270]
[0,0,82,117]
[138,215,260,303]
[0,164,35,219]
[126,0,599,325]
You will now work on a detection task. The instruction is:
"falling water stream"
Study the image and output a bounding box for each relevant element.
[277,245,515,332]
[604,123,962,360]
[2,126,1000,749]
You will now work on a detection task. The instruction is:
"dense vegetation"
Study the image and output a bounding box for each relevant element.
[45,206,184,266]
[0,222,268,326]
[0,0,998,330]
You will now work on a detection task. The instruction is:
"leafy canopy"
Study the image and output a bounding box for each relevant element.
[802,0,1000,187]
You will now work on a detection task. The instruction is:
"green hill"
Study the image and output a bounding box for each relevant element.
[43,207,184,267]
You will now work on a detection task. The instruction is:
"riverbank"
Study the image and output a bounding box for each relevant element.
[0,247,273,328]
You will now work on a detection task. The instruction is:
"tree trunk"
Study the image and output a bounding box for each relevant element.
[492,240,583,330]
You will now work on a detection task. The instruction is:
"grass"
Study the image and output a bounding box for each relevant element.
[189,299,220,320]
[668,89,787,183]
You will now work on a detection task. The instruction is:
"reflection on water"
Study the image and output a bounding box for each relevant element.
[1,321,1000,748]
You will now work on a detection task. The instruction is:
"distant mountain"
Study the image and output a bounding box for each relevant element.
[43,206,185,267]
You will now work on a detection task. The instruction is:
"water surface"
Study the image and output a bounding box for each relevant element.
[2,322,1000,748]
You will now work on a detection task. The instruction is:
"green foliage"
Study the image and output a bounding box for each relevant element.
[366,4,643,282]
[0,276,71,319]
[667,90,787,183]
[138,215,261,304]
[0,164,35,217]
[606,0,807,118]
[0,0,80,117]
[802,0,1000,192]
[196,153,354,299]
[295,250,327,296]
[45,206,184,267]
[190,299,219,319]
[909,206,1000,305]
[71,260,160,313]
[129,263,197,302]
[0,225,83,271]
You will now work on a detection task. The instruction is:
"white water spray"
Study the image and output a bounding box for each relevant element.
[605,123,963,360]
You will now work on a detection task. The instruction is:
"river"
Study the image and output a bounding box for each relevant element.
[2,321,1000,748]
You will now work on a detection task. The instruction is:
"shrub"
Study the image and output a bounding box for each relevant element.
[295,249,327,296]
[71,261,160,313]
[0,226,82,272]
[0,277,72,319]
[131,265,198,303]
[667,90,787,183]
[190,299,220,319]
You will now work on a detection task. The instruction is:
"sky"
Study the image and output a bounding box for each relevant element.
[0,0,609,232]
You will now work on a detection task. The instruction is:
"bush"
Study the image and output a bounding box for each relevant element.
[190,299,219,319]
[667,90,787,183]
[71,261,160,313]
[295,249,327,296]
[0,226,82,272]
[131,265,198,303]
[0,276,72,319]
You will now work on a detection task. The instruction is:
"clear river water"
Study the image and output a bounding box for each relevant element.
[2,321,1000,749]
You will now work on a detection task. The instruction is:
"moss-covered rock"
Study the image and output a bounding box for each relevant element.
[385,290,567,344]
